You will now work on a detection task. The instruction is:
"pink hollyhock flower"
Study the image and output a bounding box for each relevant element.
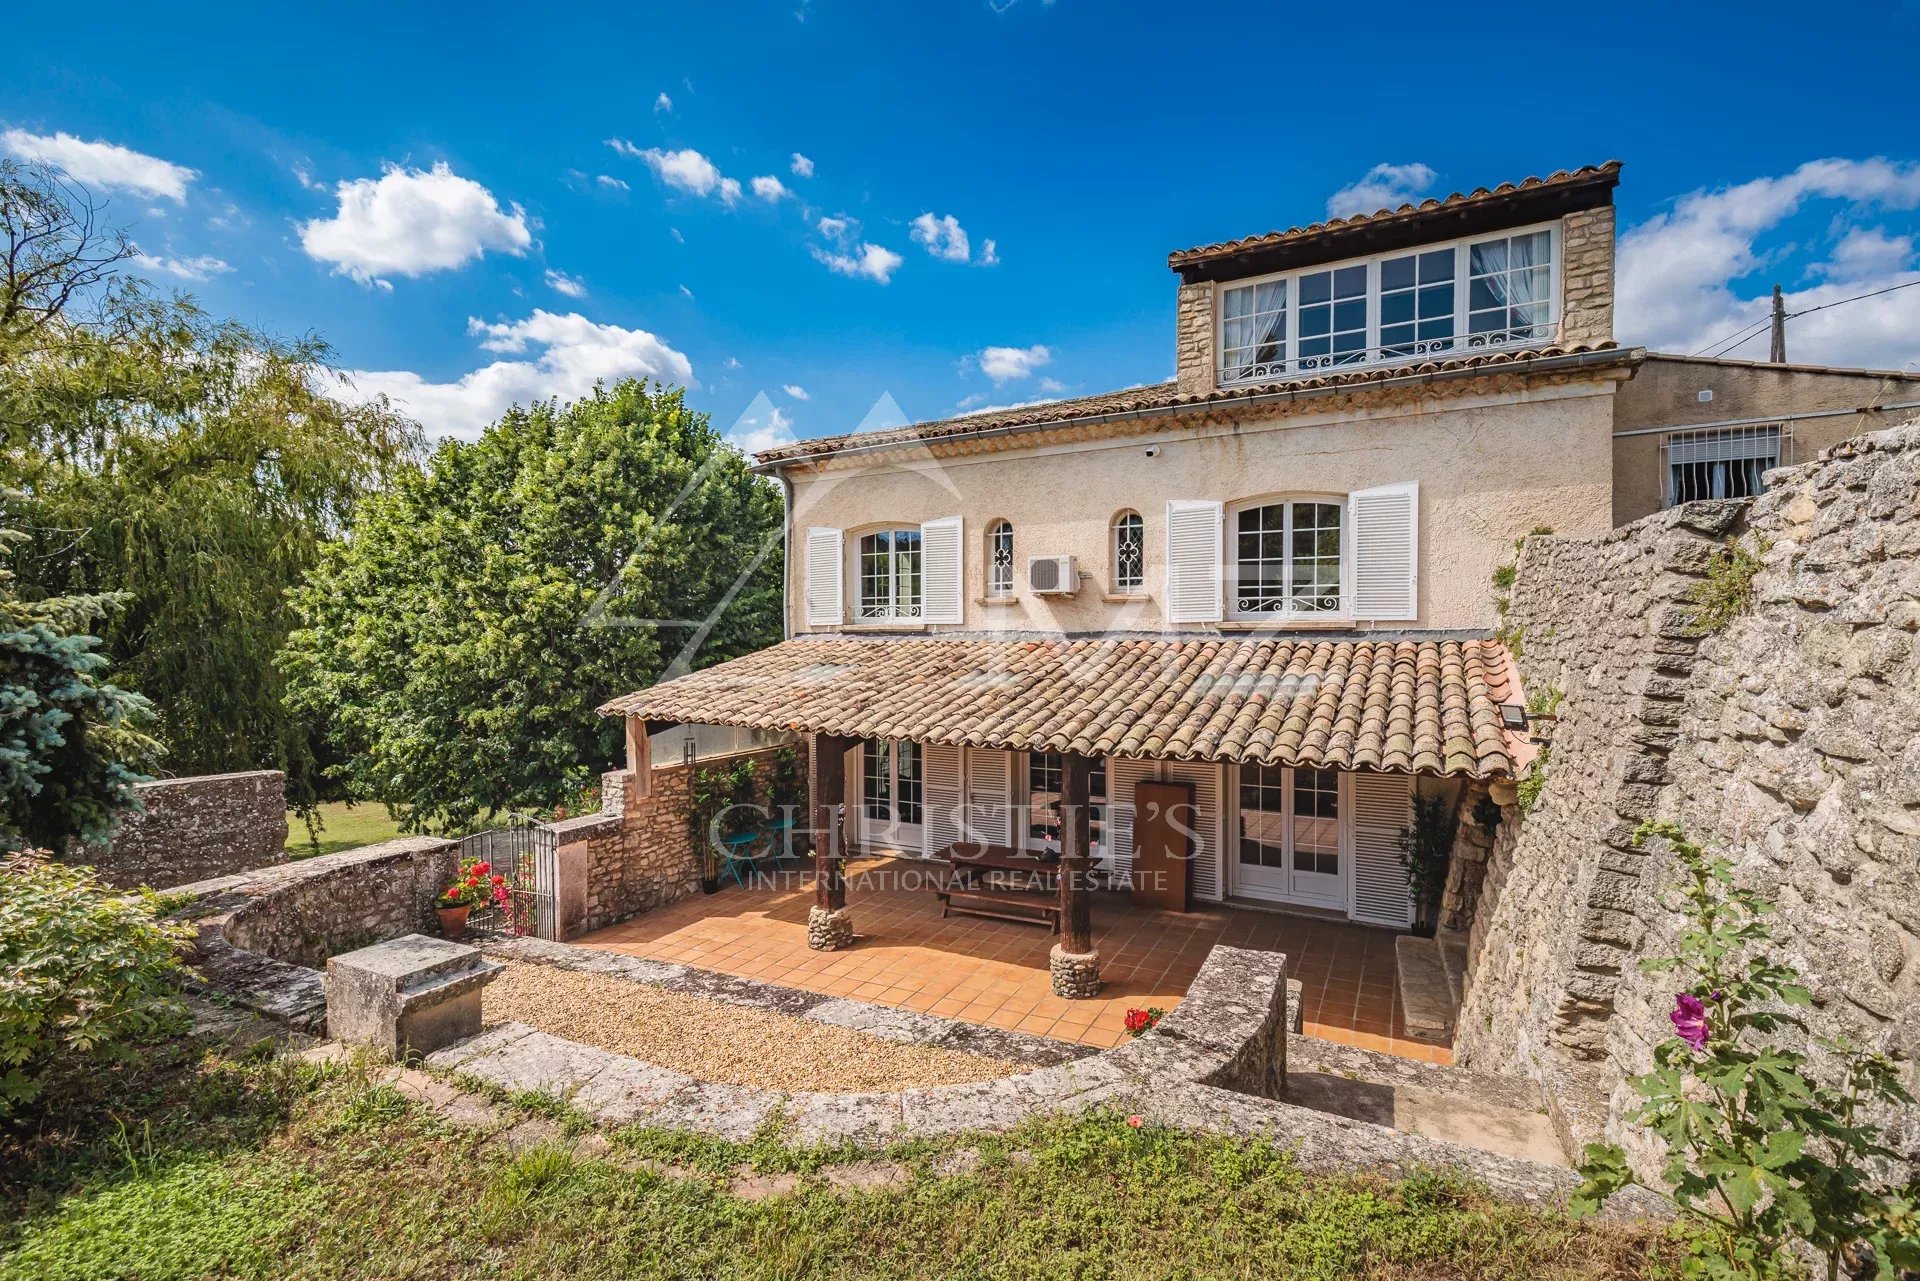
[1670,993,1710,1050]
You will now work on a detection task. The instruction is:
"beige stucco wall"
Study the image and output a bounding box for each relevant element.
[784,378,1621,635]
[1611,355,1920,525]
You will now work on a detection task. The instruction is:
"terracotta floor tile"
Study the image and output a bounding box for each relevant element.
[576,856,1441,1062]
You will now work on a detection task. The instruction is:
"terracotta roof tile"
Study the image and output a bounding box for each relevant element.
[1166,162,1623,268]
[601,634,1520,778]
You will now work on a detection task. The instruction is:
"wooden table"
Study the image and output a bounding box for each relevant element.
[927,843,1062,929]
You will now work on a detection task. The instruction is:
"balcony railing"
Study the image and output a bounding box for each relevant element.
[1218,324,1557,388]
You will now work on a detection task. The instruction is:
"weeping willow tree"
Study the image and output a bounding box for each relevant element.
[0,160,419,804]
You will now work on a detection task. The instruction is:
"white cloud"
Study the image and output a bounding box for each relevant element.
[595,174,629,191]
[751,175,790,202]
[725,392,796,454]
[910,211,971,262]
[816,215,855,242]
[1038,377,1066,393]
[809,241,903,284]
[1618,158,1920,368]
[341,310,694,441]
[979,238,999,267]
[1,128,198,202]
[611,143,741,205]
[679,284,694,299]
[544,268,587,298]
[976,343,1051,385]
[782,384,809,400]
[790,153,814,178]
[669,227,685,243]
[654,92,673,113]
[1818,226,1915,281]
[292,162,324,192]
[130,250,231,281]
[724,356,742,370]
[1325,162,1438,219]
[298,162,531,285]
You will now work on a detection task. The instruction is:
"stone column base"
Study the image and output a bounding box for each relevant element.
[807,905,855,951]
[1049,945,1101,998]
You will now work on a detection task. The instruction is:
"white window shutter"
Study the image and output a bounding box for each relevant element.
[962,747,1013,847]
[1162,759,1224,901]
[1349,482,1418,621]
[1350,770,1415,927]
[804,527,843,627]
[921,741,964,857]
[1165,500,1223,623]
[920,516,964,624]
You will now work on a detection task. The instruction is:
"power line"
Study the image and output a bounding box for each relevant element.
[1689,276,1920,359]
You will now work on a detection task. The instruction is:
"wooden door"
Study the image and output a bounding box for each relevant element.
[1131,779,1194,912]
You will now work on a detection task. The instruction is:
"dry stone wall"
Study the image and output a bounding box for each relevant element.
[1455,424,1920,1162]
[82,770,288,888]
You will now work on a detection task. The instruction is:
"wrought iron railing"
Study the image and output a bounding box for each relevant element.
[1219,324,1556,387]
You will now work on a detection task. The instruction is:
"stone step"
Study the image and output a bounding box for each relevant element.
[1393,934,1457,1042]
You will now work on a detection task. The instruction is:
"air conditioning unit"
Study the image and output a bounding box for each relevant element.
[1027,554,1079,596]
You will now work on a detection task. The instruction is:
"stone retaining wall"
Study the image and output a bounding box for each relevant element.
[170,837,458,1032]
[1455,423,1920,1165]
[82,770,289,888]
[581,745,805,935]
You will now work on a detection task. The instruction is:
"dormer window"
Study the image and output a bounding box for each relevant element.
[1217,223,1558,385]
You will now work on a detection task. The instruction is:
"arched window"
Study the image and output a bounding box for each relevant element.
[1229,498,1343,619]
[1111,510,1144,593]
[987,519,1014,598]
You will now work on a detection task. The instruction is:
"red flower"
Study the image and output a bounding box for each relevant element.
[490,874,506,885]
[472,862,491,876]
[1126,1115,1143,1129]
[1123,1008,1151,1033]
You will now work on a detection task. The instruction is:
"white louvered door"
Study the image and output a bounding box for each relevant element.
[1103,757,1161,880]
[1161,759,1225,901]
[1165,500,1224,623]
[1348,482,1418,621]
[919,516,964,624]
[1349,770,1415,928]
[962,747,1014,847]
[804,527,844,627]
[921,741,964,857]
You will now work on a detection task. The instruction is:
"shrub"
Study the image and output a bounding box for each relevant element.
[0,852,194,1121]
[1686,534,1770,635]
[1397,794,1458,933]
[1572,822,1920,1279]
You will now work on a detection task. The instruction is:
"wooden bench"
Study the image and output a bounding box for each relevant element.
[929,876,1061,932]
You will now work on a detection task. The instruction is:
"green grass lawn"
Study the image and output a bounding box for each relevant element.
[285,801,405,860]
[0,1037,1671,1281]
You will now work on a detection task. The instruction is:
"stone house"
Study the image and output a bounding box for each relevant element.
[599,161,1918,1011]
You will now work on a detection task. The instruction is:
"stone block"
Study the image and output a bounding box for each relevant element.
[326,933,502,1059]
[807,904,855,950]
[1049,945,1101,998]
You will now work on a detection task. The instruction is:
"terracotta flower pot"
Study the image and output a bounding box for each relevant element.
[437,904,470,940]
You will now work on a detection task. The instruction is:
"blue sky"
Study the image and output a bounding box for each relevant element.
[8,0,1920,449]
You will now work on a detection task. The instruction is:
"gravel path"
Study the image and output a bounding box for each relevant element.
[481,962,1022,1092]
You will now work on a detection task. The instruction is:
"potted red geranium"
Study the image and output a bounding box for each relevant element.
[437,857,508,939]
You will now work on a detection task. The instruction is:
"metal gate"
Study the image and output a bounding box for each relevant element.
[458,814,558,939]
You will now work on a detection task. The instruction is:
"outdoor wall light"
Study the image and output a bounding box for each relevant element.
[1496,703,1529,731]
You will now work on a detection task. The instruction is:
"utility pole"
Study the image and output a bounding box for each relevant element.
[1769,284,1787,363]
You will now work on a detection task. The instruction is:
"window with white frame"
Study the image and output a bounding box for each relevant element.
[1217,224,1558,384]
[1024,752,1106,853]
[863,739,922,827]
[987,520,1014,598]
[1231,499,1343,618]
[1111,510,1144,593]
[1665,425,1785,505]
[857,529,922,620]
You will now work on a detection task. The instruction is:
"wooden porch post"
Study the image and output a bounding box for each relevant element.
[808,733,857,949]
[1051,752,1101,998]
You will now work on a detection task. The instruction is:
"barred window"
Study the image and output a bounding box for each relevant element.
[987,520,1014,598]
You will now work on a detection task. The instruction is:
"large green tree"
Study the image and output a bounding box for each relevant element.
[281,379,783,832]
[0,161,418,801]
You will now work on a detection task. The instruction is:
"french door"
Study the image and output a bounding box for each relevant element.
[1019,751,1108,858]
[859,739,924,853]
[1232,763,1347,909]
